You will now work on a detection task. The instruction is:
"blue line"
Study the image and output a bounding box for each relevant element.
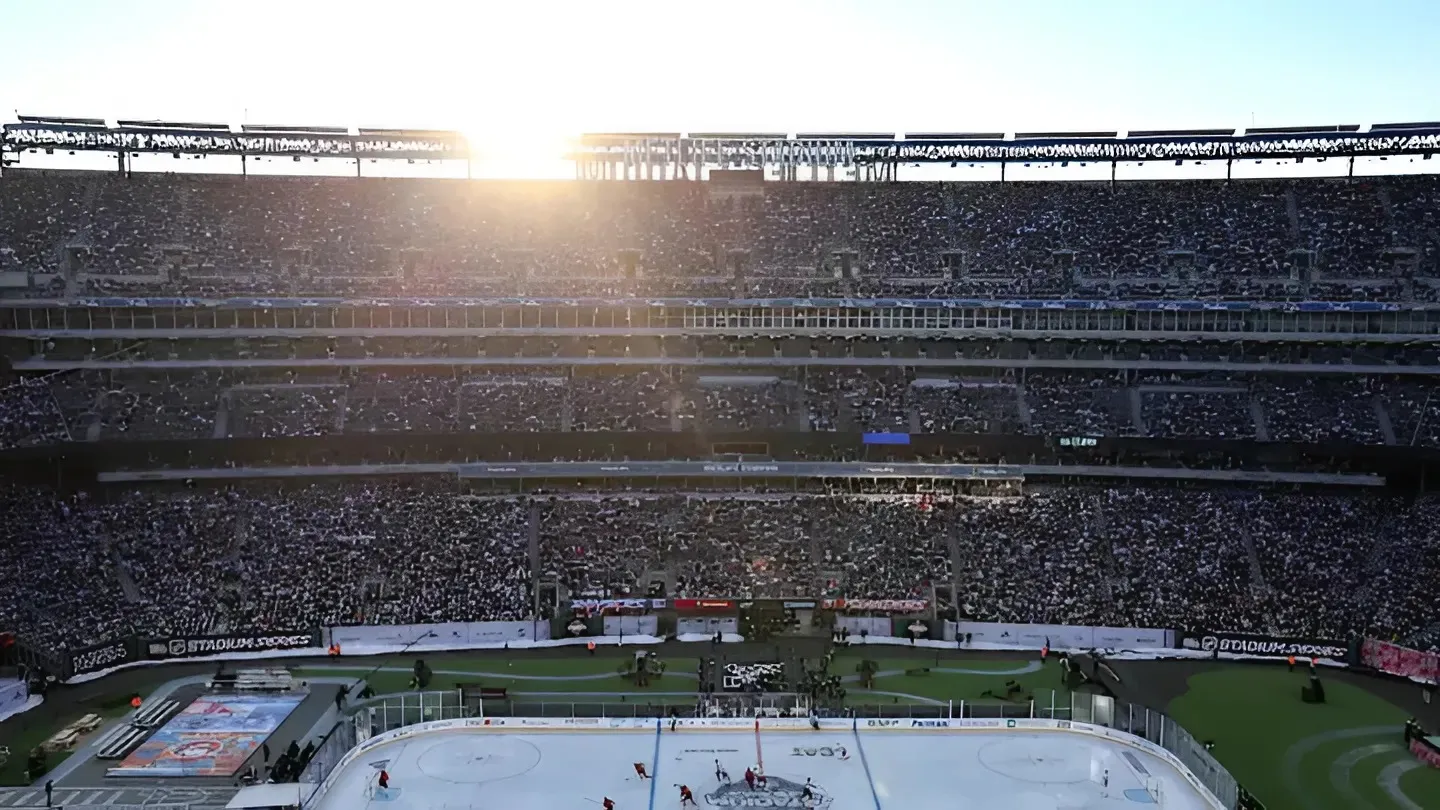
[647,717,661,810]
[853,726,883,810]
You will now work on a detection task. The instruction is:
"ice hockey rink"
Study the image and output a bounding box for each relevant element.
[311,720,1217,810]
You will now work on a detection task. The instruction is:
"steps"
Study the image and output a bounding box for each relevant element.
[1374,396,1398,445]
[1249,397,1270,442]
[1015,384,1034,431]
[1128,387,1147,434]
[108,545,143,604]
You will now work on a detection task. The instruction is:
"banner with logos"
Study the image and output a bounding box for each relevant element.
[671,599,736,613]
[950,621,1171,650]
[1180,630,1349,661]
[822,598,927,614]
[1362,638,1439,683]
[1412,736,1440,769]
[603,615,658,637]
[677,617,739,636]
[570,598,663,614]
[141,631,321,661]
[69,637,136,677]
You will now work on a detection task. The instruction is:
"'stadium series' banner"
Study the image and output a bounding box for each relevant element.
[142,631,321,660]
[1182,630,1349,660]
[69,637,135,677]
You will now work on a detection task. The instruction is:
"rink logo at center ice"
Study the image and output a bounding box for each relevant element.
[705,775,831,808]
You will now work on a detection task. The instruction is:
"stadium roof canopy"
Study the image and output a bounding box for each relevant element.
[4,118,1440,165]
[1,116,468,160]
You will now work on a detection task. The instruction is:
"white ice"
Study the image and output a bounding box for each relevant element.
[313,727,1212,810]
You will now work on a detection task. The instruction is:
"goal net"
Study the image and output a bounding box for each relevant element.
[1144,777,1164,806]
[363,771,385,799]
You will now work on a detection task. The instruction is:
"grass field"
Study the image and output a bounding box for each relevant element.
[295,655,702,697]
[1165,667,1440,810]
[827,650,1070,711]
[0,702,130,786]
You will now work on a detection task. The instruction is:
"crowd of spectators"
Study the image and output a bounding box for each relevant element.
[3,364,1436,449]
[2,171,1438,298]
[4,484,1438,656]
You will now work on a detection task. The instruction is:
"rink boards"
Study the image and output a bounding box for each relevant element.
[309,715,1227,810]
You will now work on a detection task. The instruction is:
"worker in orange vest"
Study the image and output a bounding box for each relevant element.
[1287,655,1296,671]
[587,640,596,656]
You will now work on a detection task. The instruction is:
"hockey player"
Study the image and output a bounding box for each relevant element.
[377,769,389,790]
[744,767,756,790]
[679,784,697,807]
[602,798,615,810]
[802,778,816,806]
[756,769,767,788]
[634,762,651,780]
[715,760,730,783]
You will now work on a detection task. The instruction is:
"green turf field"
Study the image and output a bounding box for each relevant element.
[827,650,1070,711]
[0,703,131,786]
[295,655,701,697]
[1166,666,1440,810]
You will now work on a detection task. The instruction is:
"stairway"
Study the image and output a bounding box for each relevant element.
[1015,384,1034,431]
[1127,387,1147,435]
[1248,397,1270,442]
[107,546,143,604]
[1238,525,1270,592]
[527,502,543,615]
[1284,187,1302,242]
[1373,396,1397,445]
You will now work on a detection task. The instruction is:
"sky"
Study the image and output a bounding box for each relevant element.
[1,0,1439,177]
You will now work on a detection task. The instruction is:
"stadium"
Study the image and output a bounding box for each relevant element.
[2,100,1440,810]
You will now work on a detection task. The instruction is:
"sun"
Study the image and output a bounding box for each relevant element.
[461,124,578,180]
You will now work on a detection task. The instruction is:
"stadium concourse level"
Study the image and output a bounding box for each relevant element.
[2,483,1439,654]
[0,171,1438,299]
[2,350,1440,449]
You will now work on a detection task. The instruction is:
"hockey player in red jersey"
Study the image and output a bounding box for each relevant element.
[377,769,389,790]
[744,767,756,789]
[633,762,650,780]
[679,785,697,807]
[602,798,615,810]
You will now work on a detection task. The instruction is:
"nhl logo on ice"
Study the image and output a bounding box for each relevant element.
[705,775,831,808]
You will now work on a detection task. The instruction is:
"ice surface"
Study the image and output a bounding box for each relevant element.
[313,727,1212,810]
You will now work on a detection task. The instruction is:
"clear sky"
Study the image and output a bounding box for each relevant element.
[3,0,1438,138]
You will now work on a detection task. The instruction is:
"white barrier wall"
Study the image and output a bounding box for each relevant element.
[603,615,659,637]
[306,715,1225,810]
[945,620,1171,650]
[835,616,891,637]
[327,620,549,648]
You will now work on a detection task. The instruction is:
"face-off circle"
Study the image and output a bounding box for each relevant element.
[976,738,1091,784]
[414,736,542,784]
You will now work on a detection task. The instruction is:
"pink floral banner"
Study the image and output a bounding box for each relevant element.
[1362,638,1439,683]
